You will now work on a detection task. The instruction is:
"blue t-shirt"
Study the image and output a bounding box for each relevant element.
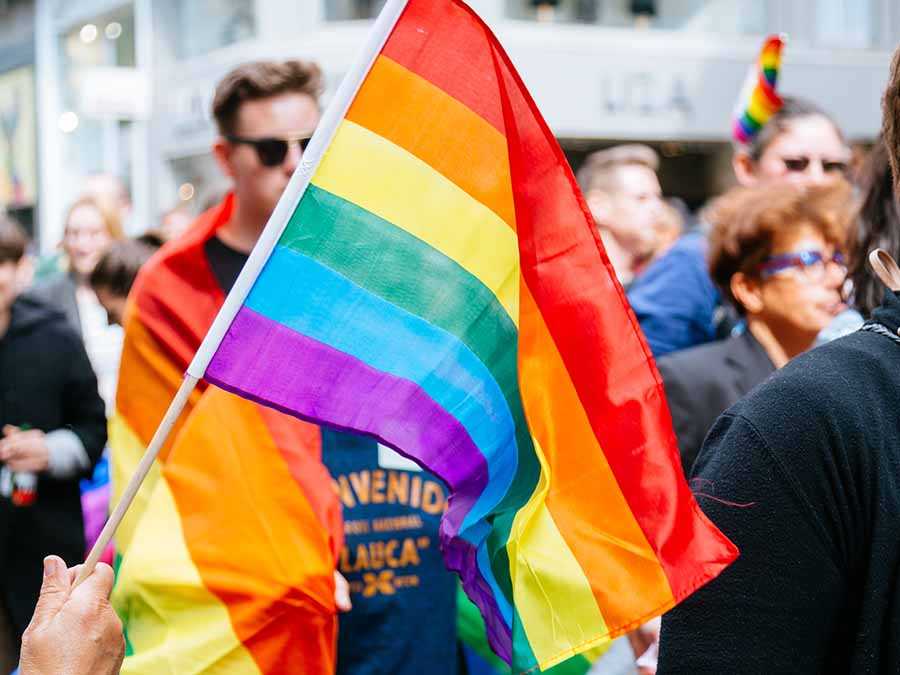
[322,430,458,675]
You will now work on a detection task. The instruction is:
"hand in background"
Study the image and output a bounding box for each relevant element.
[0,425,49,472]
[19,556,124,675]
[334,570,352,613]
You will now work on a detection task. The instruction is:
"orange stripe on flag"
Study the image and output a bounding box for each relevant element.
[518,282,675,631]
[348,55,516,230]
[164,388,338,674]
[116,309,202,456]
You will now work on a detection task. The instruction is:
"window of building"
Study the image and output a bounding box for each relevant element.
[54,5,137,229]
[324,0,388,21]
[508,0,765,34]
[814,0,874,49]
[156,0,256,61]
[0,64,37,238]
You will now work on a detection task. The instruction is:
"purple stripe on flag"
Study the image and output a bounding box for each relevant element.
[443,534,514,662]
[206,307,515,652]
[205,306,489,537]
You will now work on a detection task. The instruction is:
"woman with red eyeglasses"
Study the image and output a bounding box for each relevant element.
[656,179,854,474]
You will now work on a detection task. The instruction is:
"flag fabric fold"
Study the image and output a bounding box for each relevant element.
[110,197,344,674]
[202,1,738,671]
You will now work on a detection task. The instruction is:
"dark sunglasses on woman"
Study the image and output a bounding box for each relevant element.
[780,156,849,175]
[225,133,313,167]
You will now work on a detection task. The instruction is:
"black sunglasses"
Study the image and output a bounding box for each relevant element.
[781,156,849,175]
[225,133,313,167]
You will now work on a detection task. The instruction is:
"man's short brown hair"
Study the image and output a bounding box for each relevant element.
[576,144,659,194]
[212,60,324,136]
[0,216,28,265]
[706,179,855,313]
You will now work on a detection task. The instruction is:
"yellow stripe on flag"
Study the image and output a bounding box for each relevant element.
[312,120,520,324]
[348,55,516,230]
[507,434,610,669]
[109,413,162,557]
[113,476,260,675]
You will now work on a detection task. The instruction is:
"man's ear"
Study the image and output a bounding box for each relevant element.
[212,137,236,180]
[732,151,758,187]
[585,189,612,228]
[731,271,764,315]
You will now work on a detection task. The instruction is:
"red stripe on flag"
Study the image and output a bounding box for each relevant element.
[476,7,739,597]
[383,0,506,133]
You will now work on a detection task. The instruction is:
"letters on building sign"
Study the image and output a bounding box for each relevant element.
[599,71,693,118]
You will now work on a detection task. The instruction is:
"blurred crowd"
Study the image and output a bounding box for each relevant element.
[1,37,900,675]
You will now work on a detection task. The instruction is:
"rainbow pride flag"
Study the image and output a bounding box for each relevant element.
[192,0,738,670]
[732,34,785,144]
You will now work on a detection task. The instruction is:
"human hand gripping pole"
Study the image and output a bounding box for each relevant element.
[73,0,411,589]
[21,556,124,675]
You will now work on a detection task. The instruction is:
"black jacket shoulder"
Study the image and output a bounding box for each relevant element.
[22,273,80,335]
[662,326,900,673]
[657,331,774,474]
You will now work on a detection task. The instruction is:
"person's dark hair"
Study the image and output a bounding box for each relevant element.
[135,229,166,249]
[882,47,900,196]
[849,139,900,317]
[89,239,159,297]
[707,179,855,313]
[212,60,323,136]
[0,216,28,264]
[745,96,846,161]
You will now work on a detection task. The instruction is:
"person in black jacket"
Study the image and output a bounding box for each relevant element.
[658,284,900,673]
[0,217,106,657]
[657,179,853,473]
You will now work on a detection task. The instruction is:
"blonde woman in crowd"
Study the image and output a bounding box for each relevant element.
[27,196,125,410]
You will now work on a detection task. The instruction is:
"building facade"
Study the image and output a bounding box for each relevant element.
[8,0,900,247]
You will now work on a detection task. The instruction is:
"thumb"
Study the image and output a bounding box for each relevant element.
[30,556,71,626]
[71,562,115,603]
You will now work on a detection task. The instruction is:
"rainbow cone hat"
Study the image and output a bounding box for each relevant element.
[732,35,785,144]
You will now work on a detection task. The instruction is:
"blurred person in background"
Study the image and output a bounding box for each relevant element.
[89,238,161,327]
[847,138,900,319]
[647,198,685,264]
[159,205,193,241]
[83,173,132,233]
[0,216,106,666]
[33,174,131,283]
[628,96,851,358]
[27,196,125,410]
[576,144,664,286]
[657,180,853,473]
[79,236,162,571]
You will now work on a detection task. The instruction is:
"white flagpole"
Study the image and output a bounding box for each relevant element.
[75,0,410,587]
[187,0,411,379]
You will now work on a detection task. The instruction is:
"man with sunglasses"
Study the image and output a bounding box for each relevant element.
[208,63,320,270]
[110,61,349,673]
